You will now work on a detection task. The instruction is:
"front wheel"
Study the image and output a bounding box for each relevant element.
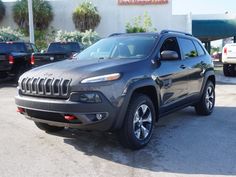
[34,122,64,132]
[118,94,155,150]
[195,81,215,116]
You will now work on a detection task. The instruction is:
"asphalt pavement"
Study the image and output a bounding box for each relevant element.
[0,78,236,177]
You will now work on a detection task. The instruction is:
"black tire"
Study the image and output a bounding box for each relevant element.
[223,64,230,76]
[195,81,215,116]
[118,94,155,150]
[34,122,64,132]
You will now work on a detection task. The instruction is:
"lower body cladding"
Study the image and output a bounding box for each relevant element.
[15,92,119,131]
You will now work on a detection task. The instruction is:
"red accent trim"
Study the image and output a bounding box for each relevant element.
[64,115,76,121]
[17,107,25,113]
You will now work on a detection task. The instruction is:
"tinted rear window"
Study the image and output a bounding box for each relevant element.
[48,43,80,53]
[0,43,26,53]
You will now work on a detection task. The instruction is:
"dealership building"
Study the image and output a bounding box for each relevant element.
[1,0,236,50]
[1,0,190,36]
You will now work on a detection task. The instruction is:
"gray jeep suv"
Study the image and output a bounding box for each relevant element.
[15,30,215,149]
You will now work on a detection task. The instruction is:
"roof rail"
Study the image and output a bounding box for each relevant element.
[108,33,124,37]
[160,30,192,36]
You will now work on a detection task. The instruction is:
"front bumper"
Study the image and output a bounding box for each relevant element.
[15,92,118,131]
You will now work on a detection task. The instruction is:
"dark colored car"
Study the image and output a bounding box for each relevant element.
[31,42,82,67]
[0,42,37,79]
[15,30,215,149]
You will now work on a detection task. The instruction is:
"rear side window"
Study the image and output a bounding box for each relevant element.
[178,38,197,59]
[25,43,34,53]
[193,41,205,56]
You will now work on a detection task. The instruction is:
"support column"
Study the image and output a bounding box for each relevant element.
[204,41,211,54]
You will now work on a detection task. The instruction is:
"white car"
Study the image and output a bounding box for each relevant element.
[222,43,236,76]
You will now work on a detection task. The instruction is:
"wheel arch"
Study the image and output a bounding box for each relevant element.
[114,78,161,130]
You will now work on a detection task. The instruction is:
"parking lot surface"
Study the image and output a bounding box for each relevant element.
[0,80,236,177]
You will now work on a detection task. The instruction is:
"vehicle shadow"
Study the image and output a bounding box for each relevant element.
[50,106,236,176]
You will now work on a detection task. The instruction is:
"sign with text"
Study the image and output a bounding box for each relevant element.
[118,0,168,5]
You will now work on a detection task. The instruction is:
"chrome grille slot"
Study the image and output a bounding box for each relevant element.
[20,77,71,99]
[61,80,70,96]
[52,79,60,95]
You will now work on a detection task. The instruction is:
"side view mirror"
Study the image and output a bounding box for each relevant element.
[40,50,45,53]
[161,50,179,60]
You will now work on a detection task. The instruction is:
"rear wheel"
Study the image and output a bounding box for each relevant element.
[118,94,155,150]
[195,81,215,116]
[223,64,230,76]
[34,122,64,132]
[223,64,236,76]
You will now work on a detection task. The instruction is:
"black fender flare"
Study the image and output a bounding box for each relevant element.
[113,78,161,130]
[200,70,215,96]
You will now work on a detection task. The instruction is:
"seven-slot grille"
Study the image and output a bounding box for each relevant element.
[20,77,71,99]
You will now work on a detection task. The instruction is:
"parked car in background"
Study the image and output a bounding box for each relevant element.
[16,30,215,150]
[222,43,236,76]
[0,42,37,80]
[31,42,82,67]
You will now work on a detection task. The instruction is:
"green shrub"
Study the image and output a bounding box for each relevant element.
[35,28,56,51]
[0,0,5,22]
[13,0,53,34]
[0,27,24,42]
[72,1,101,32]
[126,12,156,33]
[55,29,100,48]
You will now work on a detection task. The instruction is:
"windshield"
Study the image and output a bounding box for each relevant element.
[48,43,80,53]
[76,36,156,60]
[0,43,26,53]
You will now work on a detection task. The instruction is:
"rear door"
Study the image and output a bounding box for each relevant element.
[177,38,205,97]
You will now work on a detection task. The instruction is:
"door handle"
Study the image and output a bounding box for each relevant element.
[180,65,186,69]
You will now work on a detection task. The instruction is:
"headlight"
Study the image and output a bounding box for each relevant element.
[81,73,121,83]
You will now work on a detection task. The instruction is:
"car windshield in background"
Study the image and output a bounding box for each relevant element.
[76,36,157,60]
[48,43,80,53]
[0,43,26,53]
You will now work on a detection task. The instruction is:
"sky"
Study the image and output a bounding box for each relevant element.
[173,0,236,14]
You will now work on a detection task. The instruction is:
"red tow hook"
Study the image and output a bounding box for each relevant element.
[17,107,25,113]
[64,114,76,121]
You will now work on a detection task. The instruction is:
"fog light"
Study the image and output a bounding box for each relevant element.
[96,113,103,120]
[78,93,102,103]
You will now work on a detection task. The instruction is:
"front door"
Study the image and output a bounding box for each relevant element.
[153,37,189,114]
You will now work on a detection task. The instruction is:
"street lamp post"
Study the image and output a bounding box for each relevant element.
[28,0,35,44]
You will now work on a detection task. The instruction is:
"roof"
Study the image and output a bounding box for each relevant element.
[192,19,236,42]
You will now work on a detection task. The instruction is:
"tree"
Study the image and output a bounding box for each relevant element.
[72,1,100,32]
[126,12,156,33]
[0,0,5,22]
[13,0,53,34]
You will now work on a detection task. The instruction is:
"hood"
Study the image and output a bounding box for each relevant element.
[20,58,141,83]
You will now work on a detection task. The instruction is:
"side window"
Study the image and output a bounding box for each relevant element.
[193,41,205,56]
[25,43,33,53]
[160,37,181,59]
[178,38,197,59]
